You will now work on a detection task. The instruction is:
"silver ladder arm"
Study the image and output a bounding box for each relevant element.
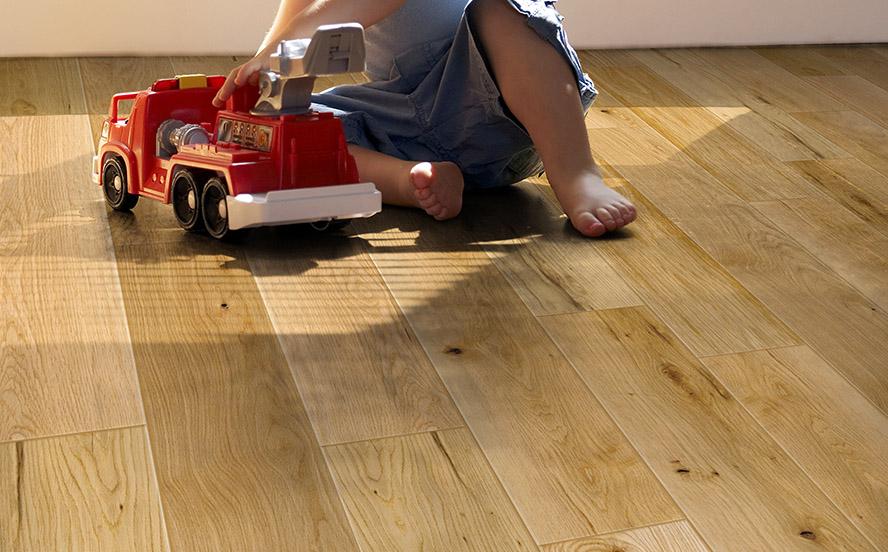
[252,23,366,116]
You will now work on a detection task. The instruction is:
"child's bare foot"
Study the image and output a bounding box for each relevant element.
[556,173,637,237]
[409,162,465,221]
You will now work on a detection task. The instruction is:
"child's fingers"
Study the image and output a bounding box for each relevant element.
[212,68,240,107]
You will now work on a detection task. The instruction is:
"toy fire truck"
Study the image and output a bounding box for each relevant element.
[92,24,381,239]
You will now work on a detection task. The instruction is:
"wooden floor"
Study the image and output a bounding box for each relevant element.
[1,45,887,551]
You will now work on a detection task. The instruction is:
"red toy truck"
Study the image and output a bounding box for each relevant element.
[92,24,380,239]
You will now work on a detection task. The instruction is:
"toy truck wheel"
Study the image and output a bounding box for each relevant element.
[171,170,204,233]
[310,219,351,232]
[102,156,139,211]
[201,177,238,240]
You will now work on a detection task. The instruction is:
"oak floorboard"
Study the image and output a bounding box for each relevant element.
[544,306,877,552]
[810,45,888,91]
[593,65,824,201]
[788,159,888,238]
[0,427,168,551]
[357,208,681,544]
[531,181,797,356]
[633,49,849,162]
[168,56,249,77]
[543,521,709,552]
[807,75,888,128]
[324,428,538,551]
[791,110,888,178]
[0,58,86,116]
[0,115,143,442]
[704,346,888,550]
[113,239,358,552]
[478,179,642,316]
[688,47,845,113]
[247,235,463,445]
[751,197,888,311]
[753,46,848,77]
[586,125,888,414]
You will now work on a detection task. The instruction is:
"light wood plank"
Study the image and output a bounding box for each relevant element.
[168,56,248,77]
[789,158,888,238]
[114,240,358,551]
[325,428,537,551]
[586,125,888,413]
[248,235,463,445]
[532,181,798,355]
[689,48,845,113]
[808,75,888,128]
[544,306,877,552]
[634,49,849,162]
[704,346,888,550]
[0,115,143,442]
[753,46,847,77]
[477,179,642,316]
[358,210,681,544]
[593,65,824,201]
[792,110,888,178]
[0,58,85,115]
[543,521,709,552]
[812,46,888,91]
[0,427,168,551]
[751,197,888,310]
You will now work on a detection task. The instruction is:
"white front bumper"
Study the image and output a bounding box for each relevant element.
[227,182,381,231]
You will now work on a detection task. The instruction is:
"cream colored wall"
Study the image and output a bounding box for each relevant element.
[1,0,886,56]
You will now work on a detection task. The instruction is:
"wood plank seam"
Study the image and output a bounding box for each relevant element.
[702,347,887,551]
[538,518,709,551]
[0,423,149,447]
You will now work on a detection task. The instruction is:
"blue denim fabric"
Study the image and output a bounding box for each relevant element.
[310,0,597,189]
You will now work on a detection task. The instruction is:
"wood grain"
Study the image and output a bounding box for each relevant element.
[788,159,888,238]
[324,428,537,551]
[753,46,847,77]
[360,209,681,544]
[0,58,85,116]
[479,179,642,316]
[532,181,798,356]
[585,124,888,414]
[808,75,888,128]
[248,235,463,445]
[704,346,888,550]
[169,56,248,77]
[791,110,888,178]
[543,521,709,552]
[114,240,358,552]
[593,65,823,201]
[810,46,888,90]
[751,197,888,310]
[544,306,877,552]
[634,49,849,162]
[0,115,143,442]
[0,427,168,551]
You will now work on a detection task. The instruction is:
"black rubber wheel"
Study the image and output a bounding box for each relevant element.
[201,177,237,240]
[309,219,351,232]
[102,156,139,211]
[171,170,204,232]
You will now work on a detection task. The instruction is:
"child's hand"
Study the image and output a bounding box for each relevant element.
[212,53,272,107]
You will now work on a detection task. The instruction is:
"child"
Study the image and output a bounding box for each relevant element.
[213,0,636,237]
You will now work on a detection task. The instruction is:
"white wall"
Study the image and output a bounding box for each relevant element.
[1,0,886,57]
[560,0,888,49]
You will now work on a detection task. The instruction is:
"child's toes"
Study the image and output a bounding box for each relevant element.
[415,187,433,201]
[595,207,619,231]
[618,202,637,223]
[409,162,434,190]
[573,212,607,237]
[426,204,445,218]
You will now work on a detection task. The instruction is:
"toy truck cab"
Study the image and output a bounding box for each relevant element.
[93,24,381,239]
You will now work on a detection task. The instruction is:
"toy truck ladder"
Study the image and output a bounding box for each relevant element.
[252,23,366,116]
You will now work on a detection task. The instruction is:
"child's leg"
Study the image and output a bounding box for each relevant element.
[468,0,637,237]
[348,145,465,221]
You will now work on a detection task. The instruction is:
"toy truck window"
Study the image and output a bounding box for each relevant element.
[113,98,134,122]
[216,118,273,152]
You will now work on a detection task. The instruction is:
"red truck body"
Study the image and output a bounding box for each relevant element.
[93,75,379,238]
